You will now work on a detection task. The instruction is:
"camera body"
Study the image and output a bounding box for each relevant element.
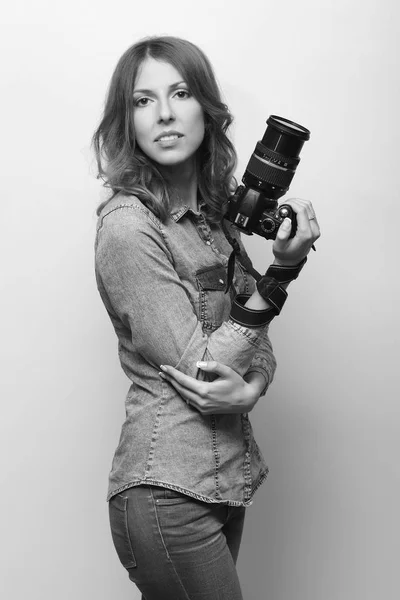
[225,185,297,239]
[224,116,310,239]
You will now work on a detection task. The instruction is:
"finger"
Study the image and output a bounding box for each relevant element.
[160,364,214,398]
[310,221,321,242]
[160,365,202,395]
[281,198,320,241]
[159,371,200,406]
[281,197,316,219]
[305,208,320,238]
[286,200,312,236]
[308,216,320,233]
[195,360,234,377]
[300,208,320,238]
[275,217,292,243]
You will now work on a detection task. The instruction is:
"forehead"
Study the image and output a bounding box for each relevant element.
[134,57,184,90]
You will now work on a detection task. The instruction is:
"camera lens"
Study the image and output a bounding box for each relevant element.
[242,115,310,200]
[262,116,310,158]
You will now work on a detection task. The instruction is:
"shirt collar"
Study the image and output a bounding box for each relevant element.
[170,201,206,222]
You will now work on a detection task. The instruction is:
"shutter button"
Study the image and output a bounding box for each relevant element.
[206,240,211,245]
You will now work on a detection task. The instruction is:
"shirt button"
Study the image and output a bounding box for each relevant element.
[219,279,224,284]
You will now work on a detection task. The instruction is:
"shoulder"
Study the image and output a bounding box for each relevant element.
[96,193,163,235]
[95,193,173,260]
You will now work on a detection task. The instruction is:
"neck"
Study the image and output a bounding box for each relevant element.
[159,158,199,211]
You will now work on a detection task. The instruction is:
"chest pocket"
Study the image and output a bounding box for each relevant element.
[195,264,232,332]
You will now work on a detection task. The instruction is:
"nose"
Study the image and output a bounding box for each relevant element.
[157,97,175,123]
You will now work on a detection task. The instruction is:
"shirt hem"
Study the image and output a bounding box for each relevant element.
[106,471,269,507]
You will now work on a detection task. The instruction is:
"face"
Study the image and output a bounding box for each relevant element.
[132,58,205,171]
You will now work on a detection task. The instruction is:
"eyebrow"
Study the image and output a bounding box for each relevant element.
[133,81,188,95]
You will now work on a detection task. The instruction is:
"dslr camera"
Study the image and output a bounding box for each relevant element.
[224,115,310,239]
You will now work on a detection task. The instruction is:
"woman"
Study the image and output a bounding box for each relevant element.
[92,35,320,600]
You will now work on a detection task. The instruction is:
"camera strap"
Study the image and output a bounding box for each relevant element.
[221,221,263,294]
[221,220,307,297]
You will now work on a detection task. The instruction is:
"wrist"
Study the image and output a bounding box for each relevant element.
[272,258,297,267]
[256,276,288,315]
[266,256,307,283]
[272,256,307,268]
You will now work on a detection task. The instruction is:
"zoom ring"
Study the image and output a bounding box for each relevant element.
[255,142,300,168]
[246,155,295,189]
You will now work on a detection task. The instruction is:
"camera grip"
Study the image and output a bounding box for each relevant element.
[276,204,297,238]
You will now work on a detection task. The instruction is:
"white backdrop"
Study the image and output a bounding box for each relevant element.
[1,1,399,599]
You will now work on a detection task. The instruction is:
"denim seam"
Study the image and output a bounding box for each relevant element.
[149,488,192,600]
[251,468,270,496]
[227,319,264,345]
[107,480,251,507]
[99,202,162,230]
[144,384,167,477]
[210,415,222,499]
[199,287,206,322]
[241,415,253,501]
[122,496,137,568]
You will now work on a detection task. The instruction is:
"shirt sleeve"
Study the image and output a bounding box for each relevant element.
[244,330,277,396]
[95,204,271,380]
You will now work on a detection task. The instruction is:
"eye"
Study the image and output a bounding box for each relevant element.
[174,89,191,99]
[134,97,151,107]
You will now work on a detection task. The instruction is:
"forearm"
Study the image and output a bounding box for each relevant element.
[244,281,289,310]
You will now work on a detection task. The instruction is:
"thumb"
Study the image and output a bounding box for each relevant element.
[276,217,292,243]
[196,360,228,376]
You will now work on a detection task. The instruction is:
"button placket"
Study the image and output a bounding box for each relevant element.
[196,216,221,256]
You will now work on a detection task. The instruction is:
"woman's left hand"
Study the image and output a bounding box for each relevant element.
[159,361,258,415]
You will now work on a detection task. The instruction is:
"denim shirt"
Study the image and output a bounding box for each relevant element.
[95,193,277,507]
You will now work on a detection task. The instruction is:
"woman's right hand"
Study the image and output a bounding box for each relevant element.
[272,198,321,266]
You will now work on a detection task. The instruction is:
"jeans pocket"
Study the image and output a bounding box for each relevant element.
[151,486,192,506]
[108,493,137,569]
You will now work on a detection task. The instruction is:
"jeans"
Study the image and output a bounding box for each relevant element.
[108,484,246,599]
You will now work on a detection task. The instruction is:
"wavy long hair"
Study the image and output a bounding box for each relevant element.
[91,36,237,223]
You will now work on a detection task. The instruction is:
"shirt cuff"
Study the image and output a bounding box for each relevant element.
[245,367,270,397]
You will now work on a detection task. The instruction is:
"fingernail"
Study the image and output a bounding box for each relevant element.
[196,361,207,368]
[160,365,168,371]
[283,217,291,228]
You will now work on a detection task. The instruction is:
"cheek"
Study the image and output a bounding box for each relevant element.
[192,108,205,141]
[133,112,149,146]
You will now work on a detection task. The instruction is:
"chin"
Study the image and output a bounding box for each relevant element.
[154,153,194,168]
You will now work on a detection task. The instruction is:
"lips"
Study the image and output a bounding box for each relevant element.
[154,131,184,142]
